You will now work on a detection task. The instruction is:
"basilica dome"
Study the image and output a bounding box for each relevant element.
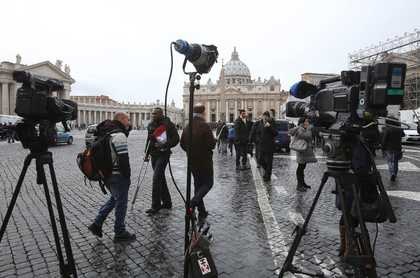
[224,47,251,78]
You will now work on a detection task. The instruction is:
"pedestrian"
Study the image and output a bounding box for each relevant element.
[227,124,235,156]
[289,116,316,192]
[249,116,263,168]
[258,111,278,181]
[180,103,216,226]
[216,121,228,154]
[381,118,404,182]
[216,120,223,153]
[88,112,136,242]
[234,109,252,170]
[7,122,15,143]
[145,107,180,215]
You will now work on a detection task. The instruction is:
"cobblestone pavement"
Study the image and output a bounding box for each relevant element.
[0,131,419,277]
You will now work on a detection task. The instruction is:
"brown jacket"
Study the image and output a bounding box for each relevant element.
[180,116,216,173]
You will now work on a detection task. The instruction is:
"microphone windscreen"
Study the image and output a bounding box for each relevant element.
[290,81,317,99]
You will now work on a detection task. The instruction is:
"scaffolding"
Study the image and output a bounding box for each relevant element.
[348,29,420,109]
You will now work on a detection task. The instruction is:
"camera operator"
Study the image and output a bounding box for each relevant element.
[234,109,252,170]
[88,112,136,242]
[180,104,216,225]
[381,117,404,182]
[145,107,180,215]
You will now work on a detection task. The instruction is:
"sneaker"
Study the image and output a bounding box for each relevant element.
[303,183,311,189]
[113,231,136,243]
[146,207,161,215]
[88,222,103,238]
[390,175,396,182]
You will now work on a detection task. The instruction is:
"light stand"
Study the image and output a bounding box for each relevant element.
[183,58,201,278]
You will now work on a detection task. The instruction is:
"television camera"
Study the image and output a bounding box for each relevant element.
[280,63,406,278]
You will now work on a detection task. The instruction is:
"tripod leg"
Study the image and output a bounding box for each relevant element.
[279,172,330,278]
[0,154,32,243]
[350,184,377,278]
[37,159,68,277]
[47,160,78,277]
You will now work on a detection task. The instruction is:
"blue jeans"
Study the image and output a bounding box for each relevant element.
[95,174,130,233]
[385,150,399,176]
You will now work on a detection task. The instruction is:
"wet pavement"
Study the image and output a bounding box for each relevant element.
[0,131,419,277]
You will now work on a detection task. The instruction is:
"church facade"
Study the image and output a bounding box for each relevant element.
[182,48,289,123]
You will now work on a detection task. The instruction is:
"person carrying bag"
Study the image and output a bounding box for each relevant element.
[289,116,317,192]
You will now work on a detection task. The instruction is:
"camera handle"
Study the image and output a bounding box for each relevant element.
[279,170,377,278]
[0,152,77,277]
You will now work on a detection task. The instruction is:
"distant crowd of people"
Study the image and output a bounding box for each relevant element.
[0,122,16,143]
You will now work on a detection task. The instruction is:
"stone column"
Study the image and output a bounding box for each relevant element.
[216,100,219,122]
[94,110,97,123]
[9,83,16,115]
[2,82,9,114]
[206,101,210,122]
[234,100,238,119]
[253,99,257,120]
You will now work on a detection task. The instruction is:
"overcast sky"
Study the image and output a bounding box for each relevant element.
[1,0,419,107]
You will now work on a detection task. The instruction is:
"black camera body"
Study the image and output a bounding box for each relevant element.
[287,62,406,170]
[12,71,78,152]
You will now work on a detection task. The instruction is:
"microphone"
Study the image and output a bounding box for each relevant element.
[173,39,219,74]
[289,81,318,99]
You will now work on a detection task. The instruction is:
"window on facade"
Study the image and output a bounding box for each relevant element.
[229,113,234,122]
[227,80,230,84]
[232,79,236,84]
[146,113,150,120]
[270,85,275,91]
[211,114,216,122]
[141,113,145,120]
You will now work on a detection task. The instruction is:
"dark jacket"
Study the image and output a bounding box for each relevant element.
[259,119,278,153]
[180,115,216,173]
[234,117,252,144]
[382,126,404,152]
[146,117,180,156]
[249,120,263,144]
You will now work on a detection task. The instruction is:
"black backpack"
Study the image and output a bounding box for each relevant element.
[77,120,123,194]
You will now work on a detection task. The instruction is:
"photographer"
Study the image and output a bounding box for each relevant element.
[180,104,216,225]
[381,117,404,182]
[88,112,136,242]
[234,109,252,170]
[289,116,316,192]
[145,107,180,215]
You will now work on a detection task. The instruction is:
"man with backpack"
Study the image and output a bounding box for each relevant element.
[88,112,136,243]
[145,107,180,215]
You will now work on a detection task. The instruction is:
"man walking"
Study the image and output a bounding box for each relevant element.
[145,107,180,215]
[234,109,252,170]
[382,118,404,181]
[88,112,136,242]
[258,111,277,181]
[180,104,216,225]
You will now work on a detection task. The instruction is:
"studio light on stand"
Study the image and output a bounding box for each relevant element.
[173,39,218,278]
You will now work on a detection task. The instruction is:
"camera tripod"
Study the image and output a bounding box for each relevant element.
[279,168,380,278]
[0,150,77,277]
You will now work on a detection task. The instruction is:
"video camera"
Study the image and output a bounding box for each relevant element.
[286,63,406,170]
[12,70,78,151]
